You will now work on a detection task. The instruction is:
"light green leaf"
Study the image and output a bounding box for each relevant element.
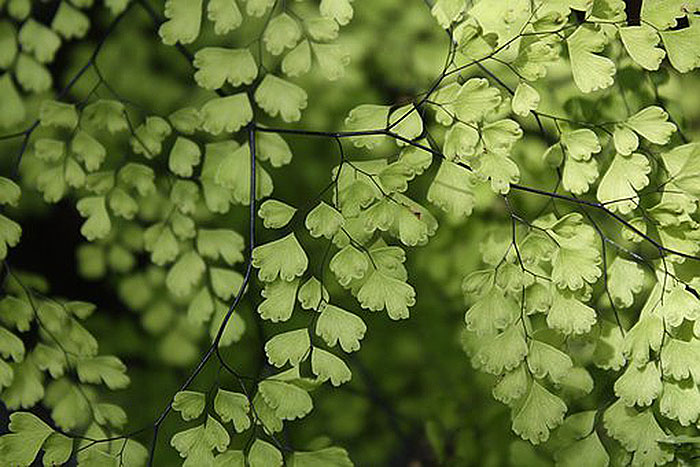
[603,400,672,466]
[431,0,465,28]
[553,432,609,467]
[207,0,243,34]
[454,78,501,122]
[662,142,700,197]
[169,107,202,134]
[562,157,598,195]
[265,329,310,367]
[257,279,299,322]
[65,157,86,188]
[547,289,596,336]
[0,358,13,390]
[214,389,250,433]
[0,326,24,362]
[210,300,246,347]
[305,17,339,41]
[312,42,349,81]
[511,82,539,117]
[159,0,202,45]
[357,269,415,320]
[51,2,89,39]
[311,348,351,386]
[282,40,311,77]
[18,19,61,63]
[619,24,665,71]
[288,447,353,467]
[252,233,308,282]
[144,223,179,265]
[259,199,297,229]
[0,177,20,207]
[492,365,529,406]
[34,138,65,162]
[82,100,127,133]
[306,202,344,239]
[209,267,244,301]
[344,104,389,148]
[297,277,329,310]
[660,17,700,73]
[39,100,77,129]
[263,13,301,55]
[319,0,354,26]
[0,22,17,69]
[0,296,32,332]
[567,25,615,93]
[659,379,700,426]
[170,180,200,214]
[187,286,214,325]
[330,245,368,287]
[2,359,44,409]
[608,257,645,308]
[472,323,528,375]
[196,229,244,265]
[0,412,53,466]
[465,285,519,336]
[166,251,206,297]
[33,343,64,378]
[625,106,677,145]
[597,153,651,214]
[214,450,245,467]
[660,337,700,381]
[0,73,25,128]
[512,381,567,444]
[474,149,520,195]
[119,162,156,196]
[108,188,136,220]
[612,125,639,155]
[527,339,573,383]
[94,403,127,428]
[170,425,208,462]
[204,414,230,453]
[201,93,253,135]
[443,122,479,159]
[76,196,111,241]
[377,161,415,193]
[173,390,206,421]
[623,312,663,365]
[76,355,129,389]
[42,432,73,466]
[251,392,283,434]
[593,319,626,371]
[551,235,601,291]
[245,0,275,17]
[254,75,308,122]
[46,384,90,429]
[258,379,313,420]
[388,104,423,145]
[256,131,293,167]
[71,130,106,172]
[16,54,52,93]
[614,361,662,407]
[248,439,282,467]
[194,47,257,89]
[316,304,366,352]
[562,129,601,162]
[168,137,201,177]
[214,143,273,204]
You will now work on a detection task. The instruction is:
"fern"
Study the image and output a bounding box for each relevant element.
[1,0,700,465]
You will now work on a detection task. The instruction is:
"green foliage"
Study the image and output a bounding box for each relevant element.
[2,0,700,465]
